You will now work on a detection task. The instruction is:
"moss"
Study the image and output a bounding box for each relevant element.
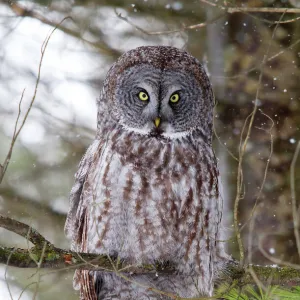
[46,251,60,261]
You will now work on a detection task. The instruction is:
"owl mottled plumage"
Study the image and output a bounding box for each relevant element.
[65,46,227,299]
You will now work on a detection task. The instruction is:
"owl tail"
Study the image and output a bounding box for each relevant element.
[74,270,98,300]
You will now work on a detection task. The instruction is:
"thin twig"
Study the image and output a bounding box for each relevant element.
[227,7,300,14]
[0,17,69,184]
[233,11,284,267]
[4,249,15,300]
[212,38,300,80]
[247,267,267,293]
[7,2,120,56]
[199,0,300,25]
[115,9,225,35]
[18,282,36,300]
[240,110,274,232]
[290,141,300,259]
[32,241,47,300]
[199,0,300,13]
[0,90,25,184]
[213,107,239,161]
[258,237,300,270]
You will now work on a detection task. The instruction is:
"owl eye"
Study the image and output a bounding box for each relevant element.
[138,91,149,101]
[169,93,180,103]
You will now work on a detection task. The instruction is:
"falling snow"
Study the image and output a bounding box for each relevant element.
[289,138,296,144]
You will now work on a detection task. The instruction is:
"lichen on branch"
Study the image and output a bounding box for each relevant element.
[1,214,300,288]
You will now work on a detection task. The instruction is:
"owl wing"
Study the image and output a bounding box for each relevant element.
[214,171,231,275]
[64,139,102,249]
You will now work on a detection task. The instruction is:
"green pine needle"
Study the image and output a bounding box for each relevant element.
[215,284,300,300]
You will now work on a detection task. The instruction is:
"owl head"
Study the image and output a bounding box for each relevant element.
[99,46,214,142]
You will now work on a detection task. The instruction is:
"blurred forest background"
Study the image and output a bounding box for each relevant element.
[1,0,300,299]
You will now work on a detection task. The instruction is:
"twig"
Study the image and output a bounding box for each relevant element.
[116,10,225,35]
[0,90,25,184]
[227,7,300,14]
[117,3,298,37]
[247,267,267,293]
[233,11,284,267]
[290,141,300,259]
[32,241,47,300]
[199,0,300,24]
[213,108,239,162]
[258,236,300,271]
[18,282,36,300]
[0,17,68,184]
[245,111,274,292]
[199,0,300,13]
[4,249,14,300]
[240,110,274,232]
[212,38,300,80]
[6,2,120,57]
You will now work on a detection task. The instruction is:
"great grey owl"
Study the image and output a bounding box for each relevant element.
[65,46,227,299]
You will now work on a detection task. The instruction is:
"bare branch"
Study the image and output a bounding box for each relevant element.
[6,1,120,57]
[0,90,25,183]
[115,10,226,35]
[116,1,300,36]
[0,17,69,184]
[241,110,274,232]
[233,12,284,267]
[199,0,300,14]
[258,235,300,271]
[212,38,300,80]
[199,0,300,25]
[290,141,300,258]
[0,215,50,247]
[227,7,300,14]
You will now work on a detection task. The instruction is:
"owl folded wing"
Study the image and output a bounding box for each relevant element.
[64,139,102,247]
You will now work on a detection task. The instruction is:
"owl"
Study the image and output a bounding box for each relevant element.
[65,46,227,300]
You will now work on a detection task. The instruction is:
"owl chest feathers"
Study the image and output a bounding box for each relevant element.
[84,129,220,263]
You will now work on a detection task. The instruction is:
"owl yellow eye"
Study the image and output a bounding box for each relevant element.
[170,93,180,103]
[138,91,149,101]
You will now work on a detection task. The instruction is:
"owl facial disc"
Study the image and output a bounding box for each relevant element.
[110,46,213,141]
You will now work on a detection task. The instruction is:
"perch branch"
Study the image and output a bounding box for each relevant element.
[1,215,300,286]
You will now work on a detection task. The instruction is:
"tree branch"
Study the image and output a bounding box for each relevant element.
[5,1,121,57]
[0,17,70,184]
[1,214,300,286]
[115,10,226,35]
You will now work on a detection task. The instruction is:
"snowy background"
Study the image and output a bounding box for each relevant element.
[1,0,300,299]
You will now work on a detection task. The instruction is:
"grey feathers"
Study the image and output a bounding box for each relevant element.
[65,46,226,300]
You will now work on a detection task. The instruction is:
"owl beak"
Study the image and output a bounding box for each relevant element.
[154,117,161,128]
